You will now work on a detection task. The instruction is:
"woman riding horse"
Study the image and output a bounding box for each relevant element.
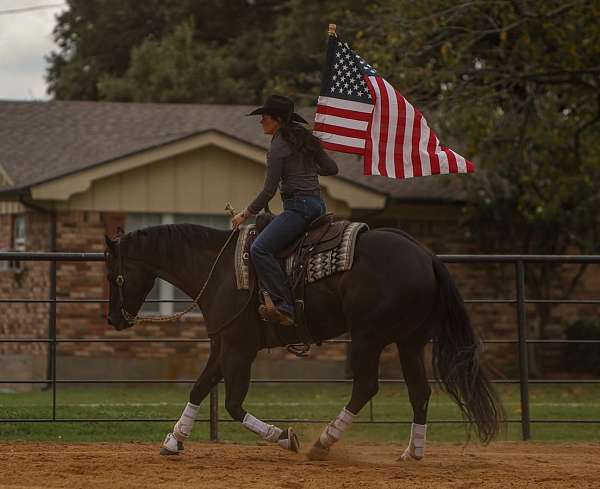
[104,97,503,460]
[231,95,338,327]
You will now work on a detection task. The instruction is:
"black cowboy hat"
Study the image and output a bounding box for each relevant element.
[247,95,308,124]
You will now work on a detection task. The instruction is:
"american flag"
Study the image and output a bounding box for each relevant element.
[314,35,475,179]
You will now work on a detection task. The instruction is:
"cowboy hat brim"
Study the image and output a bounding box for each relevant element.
[247,107,308,125]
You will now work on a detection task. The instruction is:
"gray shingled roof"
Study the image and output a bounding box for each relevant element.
[0,100,468,202]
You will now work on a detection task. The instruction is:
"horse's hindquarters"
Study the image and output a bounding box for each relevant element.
[337,230,438,339]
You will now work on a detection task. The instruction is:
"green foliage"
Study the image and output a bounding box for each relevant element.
[97,21,254,103]
[365,1,600,258]
[47,0,181,99]
[564,319,600,375]
[47,0,370,104]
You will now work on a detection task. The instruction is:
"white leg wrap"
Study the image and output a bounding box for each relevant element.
[319,408,355,449]
[173,402,200,442]
[242,413,282,442]
[401,423,427,461]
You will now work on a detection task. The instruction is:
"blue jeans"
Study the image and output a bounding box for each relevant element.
[250,195,326,315]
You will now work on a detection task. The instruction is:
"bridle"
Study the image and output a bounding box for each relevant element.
[110,229,238,325]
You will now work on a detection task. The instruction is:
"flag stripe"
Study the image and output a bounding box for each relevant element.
[411,110,423,177]
[363,81,376,176]
[313,122,367,140]
[313,131,366,149]
[314,113,369,131]
[315,105,372,122]
[418,115,432,176]
[427,131,440,175]
[317,96,374,113]
[375,77,390,177]
[365,76,380,176]
[439,150,449,173]
[444,147,459,173]
[393,90,406,179]
[382,79,398,179]
[455,153,466,173]
[321,141,365,155]
[402,94,415,178]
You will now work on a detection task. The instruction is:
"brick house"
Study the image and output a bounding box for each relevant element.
[0,100,593,388]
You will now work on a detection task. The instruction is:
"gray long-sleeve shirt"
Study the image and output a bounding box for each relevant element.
[246,131,339,215]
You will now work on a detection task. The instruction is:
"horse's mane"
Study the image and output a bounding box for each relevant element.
[122,223,229,256]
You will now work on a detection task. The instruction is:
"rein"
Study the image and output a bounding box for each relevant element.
[114,229,238,325]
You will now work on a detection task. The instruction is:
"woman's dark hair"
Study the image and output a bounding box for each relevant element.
[276,121,323,171]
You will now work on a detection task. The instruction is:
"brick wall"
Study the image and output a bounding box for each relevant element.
[0,212,50,357]
[1,208,598,381]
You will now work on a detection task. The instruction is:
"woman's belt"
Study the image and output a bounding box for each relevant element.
[280,190,321,200]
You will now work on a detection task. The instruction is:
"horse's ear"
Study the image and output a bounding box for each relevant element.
[104,235,115,251]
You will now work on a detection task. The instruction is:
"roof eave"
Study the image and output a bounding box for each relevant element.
[388,196,467,205]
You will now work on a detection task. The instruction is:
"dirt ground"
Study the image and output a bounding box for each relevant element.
[0,441,598,489]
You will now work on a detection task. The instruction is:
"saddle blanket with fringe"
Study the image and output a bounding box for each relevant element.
[234,222,368,290]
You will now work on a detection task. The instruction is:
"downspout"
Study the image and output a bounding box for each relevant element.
[18,194,57,391]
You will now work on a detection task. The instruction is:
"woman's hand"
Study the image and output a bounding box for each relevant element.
[231,212,247,229]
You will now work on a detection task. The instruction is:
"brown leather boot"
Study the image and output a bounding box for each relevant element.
[258,305,295,327]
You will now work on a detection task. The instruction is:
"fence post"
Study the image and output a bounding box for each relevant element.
[51,259,57,420]
[209,385,219,441]
[44,212,58,421]
[515,260,531,440]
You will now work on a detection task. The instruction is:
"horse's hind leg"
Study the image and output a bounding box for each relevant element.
[308,338,383,460]
[221,341,300,452]
[397,341,430,461]
[160,337,223,456]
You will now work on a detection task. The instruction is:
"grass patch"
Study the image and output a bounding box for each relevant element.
[1,383,599,443]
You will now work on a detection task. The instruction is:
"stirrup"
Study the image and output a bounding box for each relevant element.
[286,343,310,357]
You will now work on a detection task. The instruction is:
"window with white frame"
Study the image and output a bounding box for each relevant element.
[125,213,230,315]
[10,214,26,270]
[13,215,26,250]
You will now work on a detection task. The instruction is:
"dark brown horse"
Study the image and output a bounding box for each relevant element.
[104,223,503,460]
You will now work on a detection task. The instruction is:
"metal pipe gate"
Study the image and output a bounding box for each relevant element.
[1,251,600,441]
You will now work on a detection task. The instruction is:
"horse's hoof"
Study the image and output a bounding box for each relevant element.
[399,448,422,462]
[289,429,300,453]
[307,442,329,461]
[160,432,184,456]
[277,427,300,453]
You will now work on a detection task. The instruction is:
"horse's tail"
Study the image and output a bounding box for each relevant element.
[431,256,505,444]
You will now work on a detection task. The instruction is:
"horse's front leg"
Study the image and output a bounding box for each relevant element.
[222,343,300,452]
[160,338,223,456]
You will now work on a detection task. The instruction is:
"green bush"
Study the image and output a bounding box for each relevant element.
[564,319,600,375]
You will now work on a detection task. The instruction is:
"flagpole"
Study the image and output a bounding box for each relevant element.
[328,23,336,36]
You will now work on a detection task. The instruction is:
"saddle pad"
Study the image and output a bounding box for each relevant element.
[234,222,368,290]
